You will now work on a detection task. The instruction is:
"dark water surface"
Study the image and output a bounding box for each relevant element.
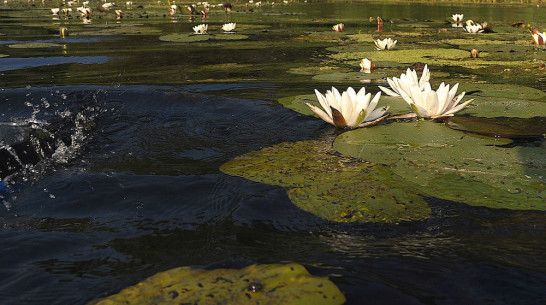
[0,1,545,304]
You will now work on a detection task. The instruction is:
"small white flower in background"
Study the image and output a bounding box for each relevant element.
[464,20,483,33]
[379,65,430,97]
[531,31,545,47]
[359,58,374,73]
[126,1,132,6]
[102,2,115,9]
[450,14,463,23]
[374,38,397,50]
[399,82,474,119]
[222,23,236,32]
[193,24,208,34]
[332,23,344,32]
[51,8,60,14]
[305,87,389,129]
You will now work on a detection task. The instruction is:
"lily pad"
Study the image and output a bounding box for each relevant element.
[89,263,345,305]
[446,116,546,138]
[221,139,430,223]
[159,33,212,42]
[333,121,545,210]
[8,42,62,48]
[458,96,546,118]
[459,83,546,101]
[312,71,388,83]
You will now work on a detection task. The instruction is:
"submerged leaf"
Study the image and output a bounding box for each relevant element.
[221,139,430,223]
[89,263,345,305]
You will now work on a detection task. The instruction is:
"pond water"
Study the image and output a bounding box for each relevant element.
[0,0,545,304]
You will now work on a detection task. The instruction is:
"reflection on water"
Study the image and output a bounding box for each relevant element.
[0,1,545,304]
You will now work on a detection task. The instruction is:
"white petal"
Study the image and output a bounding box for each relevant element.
[314,89,332,118]
[379,85,399,97]
[305,103,334,125]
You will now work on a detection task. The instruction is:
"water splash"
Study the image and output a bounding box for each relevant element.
[0,89,104,201]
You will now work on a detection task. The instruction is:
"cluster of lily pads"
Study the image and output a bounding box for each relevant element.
[306,65,474,129]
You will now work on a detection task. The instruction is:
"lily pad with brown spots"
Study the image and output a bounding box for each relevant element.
[89,263,345,305]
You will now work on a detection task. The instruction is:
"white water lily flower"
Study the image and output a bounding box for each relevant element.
[222,22,236,32]
[374,38,397,50]
[450,14,463,23]
[360,58,374,73]
[332,23,344,32]
[51,8,60,14]
[464,20,483,33]
[305,87,389,129]
[379,65,431,97]
[399,82,474,119]
[193,24,208,34]
[531,32,545,47]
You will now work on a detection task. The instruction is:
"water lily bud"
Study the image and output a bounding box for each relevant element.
[332,23,344,32]
[470,48,479,58]
[360,58,375,73]
[60,27,68,38]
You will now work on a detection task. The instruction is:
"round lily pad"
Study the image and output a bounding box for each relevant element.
[159,33,211,42]
[8,42,62,48]
[333,121,545,210]
[446,116,546,138]
[89,263,345,305]
[221,139,430,223]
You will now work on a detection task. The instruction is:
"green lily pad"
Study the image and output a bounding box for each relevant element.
[328,47,530,69]
[0,54,8,58]
[334,121,545,210]
[446,116,546,138]
[8,42,62,48]
[214,33,249,40]
[458,96,546,118]
[89,263,345,305]
[295,31,349,43]
[221,139,430,223]
[312,71,388,83]
[159,33,212,42]
[460,83,546,101]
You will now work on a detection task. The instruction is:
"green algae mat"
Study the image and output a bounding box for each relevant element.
[221,139,430,223]
[89,263,345,305]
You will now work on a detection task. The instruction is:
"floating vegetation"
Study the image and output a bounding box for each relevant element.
[159,33,212,42]
[334,121,545,211]
[311,71,387,83]
[89,263,345,305]
[446,116,546,138]
[8,42,62,49]
[221,140,430,223]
